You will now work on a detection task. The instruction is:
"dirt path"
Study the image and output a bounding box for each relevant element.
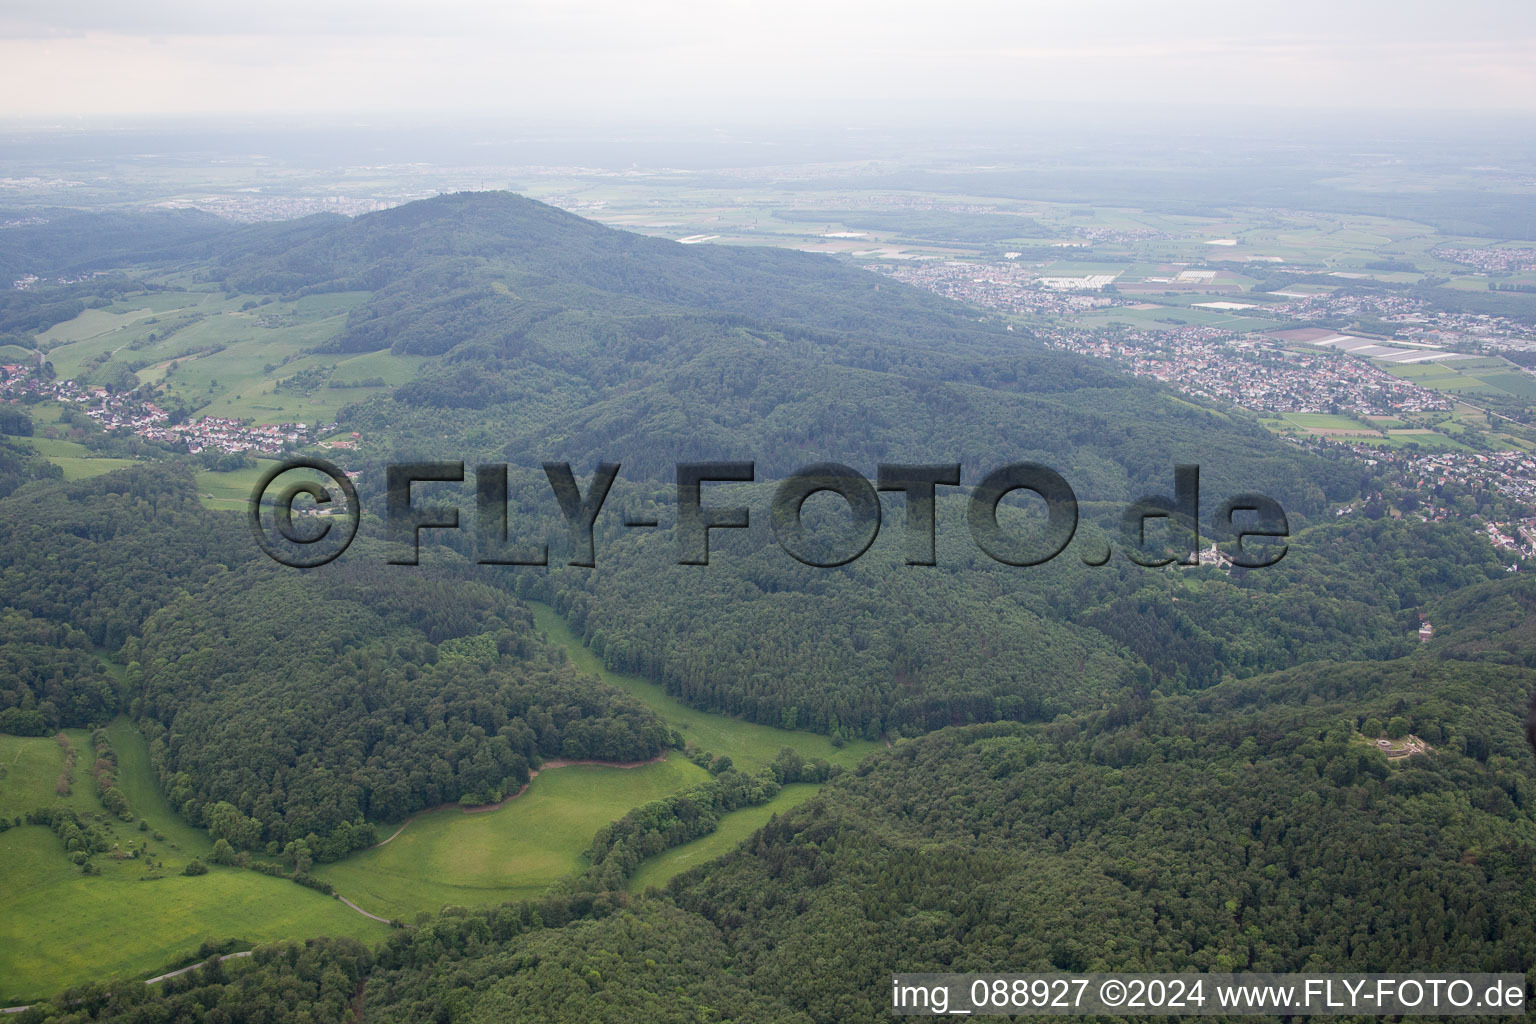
[144,950,253,985]
[336,895,391,924]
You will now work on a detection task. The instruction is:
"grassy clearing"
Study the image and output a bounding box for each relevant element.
[530,602,878,773]
[0,720,386,1003]
[313,757,709,920]
[101,718,212,859]
[524,602,885,897]
[19,434,144,481]
[0,733,86,820]
[36,308,158,349]
[312,604,880,920]
[628,782,821,894]
[193,459,280,511]
[52,456,140,481]
[0,831,385,1003]
[21,436,92,458]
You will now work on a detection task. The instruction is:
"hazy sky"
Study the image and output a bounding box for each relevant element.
[3,0,1535,118]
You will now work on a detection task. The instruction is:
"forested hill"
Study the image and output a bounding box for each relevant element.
[191,191,1354,512]
[3,192,1494,748]
[211,191,978,333]
[0,466,674,860]
[356,647,1535,1024]
[0,207,234,283]
[1,191,1517,801]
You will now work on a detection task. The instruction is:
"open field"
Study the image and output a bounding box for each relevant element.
[36,307,159,350]
[1068,305,1285,333]
[1380,355,1536,402]
[20,436,92,459]
[0,720,387,1004]
[0,830,385,1003]
[314,605,879,920]
[313,756,709,920]
[53,456,140,480]
[193,459,279,511]
[1281,413,1374,431]
[628,781,822,894]
[1349,431,1476,452]
[18,436,142,480]
[33,289,429,427]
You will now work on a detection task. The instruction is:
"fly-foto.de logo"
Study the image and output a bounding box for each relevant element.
[251,460,1288,571]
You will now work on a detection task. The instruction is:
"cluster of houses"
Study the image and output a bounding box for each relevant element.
[1039,325,1453,417]
[143,417,324,455]
[0,365,341,456]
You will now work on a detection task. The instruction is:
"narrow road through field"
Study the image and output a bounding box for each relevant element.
[336,895,391,924]
[2,949,262,1012]
[145,950,252,984]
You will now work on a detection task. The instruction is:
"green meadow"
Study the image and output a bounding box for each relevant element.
[19,436,141,481]
[33,289,429,427]
[193,459,280,511]
[313,756,709,920]
[311,605,878,920]
[627,781,822,894]
[0,721,386,1004]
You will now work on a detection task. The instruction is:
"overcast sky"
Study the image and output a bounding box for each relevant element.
[3,0,1535,118]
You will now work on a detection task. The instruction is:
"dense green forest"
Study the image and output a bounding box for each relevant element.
[0,208,232,284]
[18,643,1534,1023]
[129,556,673,856]
[0,465,674,856]
[0,464,252,649]
[0,609,116,734]
[3,192,1535,1020]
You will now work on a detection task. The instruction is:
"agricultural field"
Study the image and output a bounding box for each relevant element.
[33,289,429,427]
[0,721,386,1004]
[313,756,709,920]
[1380,355,1536,402]
[513,181,1493,282]
[1355,431,1476,452]
[18,435,141,480]
[1070,305,1286,333]
[1282,413,1377,432]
